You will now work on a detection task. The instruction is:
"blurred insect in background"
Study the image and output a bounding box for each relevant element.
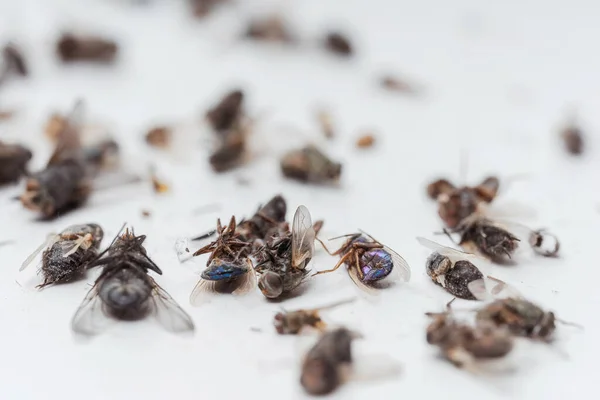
[280,144,342,185]
[20,223,103,289]
[57,33,118,64]
[560,118,584,155]
[0,43,28,86]
[0,141,32,185]
[426,299,514,369]
[300,327,362,395]
[418,237,484,300]
[71,226,194,335]
[244,15,296,45]
[313,231,411,292]
[189,0,230,18]
[254,205,322,299]
[274,298,355,335]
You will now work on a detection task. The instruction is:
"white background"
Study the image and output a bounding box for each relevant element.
[1,1,599,399]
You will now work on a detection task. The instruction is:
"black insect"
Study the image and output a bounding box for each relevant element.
[254,205,320,299]
[561,123,584,155]
[57,33,118,63]
[323,32,353,56]
[301,328,362,395]
[418,237,484,300]
[20,223,103,289]
[205,89,244,133]
[71,227,194,335]
[20,100,90,219]
[0,141,32,185]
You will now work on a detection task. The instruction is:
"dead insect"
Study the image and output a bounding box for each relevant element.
[427,176,500,229]
[71,227,194,335]
[561,123,584,155]
[145,126,172,149]
[57,33,118,63]
[528,229,560,257]
[206,89,244,133]
[314,231,411,293]
[469,278,575,342]
[301,327,362,395]
[274,298,354,335]
[316,109,335,139]
[0,141,32,185]
[254,205,321,299]
[244,15,295,44]
[356,133,375,148]
[209,125,248,172]
[189,217,256,305]
[20,100,92,218]
[323,32,353,56]
[380,75,417,94]
[1,43,28,84]
[20,224,103,289]
[426,301,514,368]
[189,0,229,18]
[418,237,484,300]
[281,144,342,184]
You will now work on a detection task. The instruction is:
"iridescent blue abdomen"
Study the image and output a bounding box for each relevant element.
[359,249,393,282]
[201,259,249,281]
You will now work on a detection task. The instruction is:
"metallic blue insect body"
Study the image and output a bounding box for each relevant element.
[201,259,251,281]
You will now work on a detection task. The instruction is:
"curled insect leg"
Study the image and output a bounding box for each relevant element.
[312,252,352,277]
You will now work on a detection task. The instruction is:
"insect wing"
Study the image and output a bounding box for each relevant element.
[47,100,85,166]
[150,279,195,333]
[467,279,489,301]
[232,259,257,295]
[174,237,193,263]
[189,278,218,306]
[20,233,60,271]
[71,283,113,335]
[416,237,481,263]
[291,205,316,269]
[382,245,411,283]
[348,267,380,298]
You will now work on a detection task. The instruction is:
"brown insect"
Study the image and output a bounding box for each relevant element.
[274,298,354,335]
[0,141,32,185]
[57,33,118,63]
[426,300,514,368]
[280,145,342,184]
[1,43,28,85]
[324,32,353,56]
[189,0,229,18]
[244,15,295,44]
[356,133,375,148]
[380,75,417,94]
[145,126,172,149]
[209,126,248,172]
[301,327,362,395]
[205,89,244,133]
[427,176,500,229]
[561,123,583,155]
[20,100,91,218]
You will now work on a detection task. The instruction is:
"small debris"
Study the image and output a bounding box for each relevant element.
[145,126,172,149]
[324,32,353,56]
[356,133,375,148]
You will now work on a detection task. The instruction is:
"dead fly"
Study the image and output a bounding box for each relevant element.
[301,328,362,395]
[57,33,118,63]
[244,15,295,45]
[313,231,411,292]
[427,176,500,229]
[316,109,335,139]
[206,89,244,133]
[426,301,514,369]
[560,122,584,155]
[189,0,229,18]
[0,43,28,85]
[145,126,172,149]
[209,124,249,172]
[468,278,577,342]
[20,100,91,218]
[188,217,256,305]
[254,205,321,299]
[281,144,342,185]
[0,141,32,185]
[274,298,354,335]
[417,237,484,300]
[71,227,194,335]
[323,32,353,57]
[20,224,103,289]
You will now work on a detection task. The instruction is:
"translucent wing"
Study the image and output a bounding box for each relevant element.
[382,245,411,283]
[189,278,218,306]
[291,205,316,269]
[232,260,257,295]
[71,282,113,335]
[174,237,193,263]
[348,267,380,297]
[467,279,489,301]
[20,233,60,271]
[467,276,521,301]
[416,237,482,263]
[63,234,92,258]
[149,278,195,333]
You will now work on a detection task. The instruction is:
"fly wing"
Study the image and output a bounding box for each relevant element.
[416,237,482,263]
[189,278,218,306]
[467,276,522,301]
[47,100,85,166]
[149,278,195,333]
[232,259,257,295]
[291,205,316,269]
[383,245,411,283]
[71,282,113,335]
[20,233,60,271]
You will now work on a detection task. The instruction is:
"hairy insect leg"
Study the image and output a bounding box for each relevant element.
[312,251,352,277]
[314,237,344,256]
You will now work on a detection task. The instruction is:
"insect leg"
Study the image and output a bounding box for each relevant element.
[312,252,352,276]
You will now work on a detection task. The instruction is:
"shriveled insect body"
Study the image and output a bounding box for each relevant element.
[20,223,103,288]
[206,89,244,133]
[453,217,520,262]
[426,310,513,368]
[245,16,295,44]
[57,33,118,63]
[274,298,354,334]
[314,232,411,292]
[476,298,556,341]
[0,142,32,184]
[189,0,229,18]
[281,145,342,184]
[419,237,484,300]
[301,328,359,395]
[72,228,194,335]
[236,194,287,246]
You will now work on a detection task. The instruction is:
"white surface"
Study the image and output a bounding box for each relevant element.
[1,1,599,399]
